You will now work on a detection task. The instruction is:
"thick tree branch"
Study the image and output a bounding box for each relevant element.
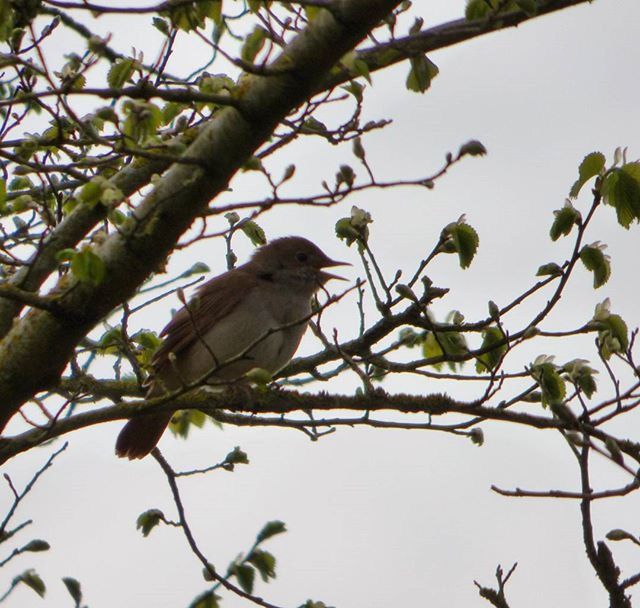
[0,0,405,432]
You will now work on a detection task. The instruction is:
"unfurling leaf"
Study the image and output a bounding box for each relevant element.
[406,54,438,93]
[241,26,268,63]
[536,262,563,278]
[136,509,165,537]
[562,359,598,399]
[107,58,138,89]
[241,220,267,246]
[550,200,581,241]
[579,242,611,288]
[71,247,106,285]
[441,217,479,269]
[231,563,255,594]
[256,520,287,544]
[13,570,46,598]
[569,151,605,198]
[602,162,640,228]
[335,206,372,247]
[248,549,277,582]
[529,358,566,407]
[458,140,487,158]
[475,326,507,372]
[189,590,220,608]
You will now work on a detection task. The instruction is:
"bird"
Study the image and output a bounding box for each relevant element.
[115,236,347,459]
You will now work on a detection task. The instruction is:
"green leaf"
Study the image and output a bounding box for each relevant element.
[422,332,444,368]
[248,549,276,582]
[475,326,507,372]
[442,219,479,269]
[121,100,162,145]
[458,140,487,158]
[256,520,287,544]
[13,570,46,598]
[169,409,208,438]
[562,359,598,399]
[579,243,611,288]
[530,358,566,406]
[224,446,249,467]
[241,220,267,246]
[71,247,106,285]
[107,58,137,89]
[597,313,629,360]
[136,509,164,537]
[152,16,170,35]
[569,151,605,198]
[536,262,563,277]
[603,163,640,228]
[232,563,255,594]
[241,26,268,63]
[189,590,220,608]
[62,577,83,608]
[406,54,438,93]
[550,201,581,241]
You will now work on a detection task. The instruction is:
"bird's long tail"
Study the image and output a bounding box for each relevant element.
[115,412,172,459]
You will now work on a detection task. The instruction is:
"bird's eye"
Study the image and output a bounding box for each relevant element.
[296,252,308,262]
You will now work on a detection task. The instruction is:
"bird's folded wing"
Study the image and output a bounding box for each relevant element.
[150,267,258,374]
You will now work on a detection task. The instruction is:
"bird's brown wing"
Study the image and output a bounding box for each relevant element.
[150,266,258,374]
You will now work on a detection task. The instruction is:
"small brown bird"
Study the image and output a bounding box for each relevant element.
[115,236,347,459]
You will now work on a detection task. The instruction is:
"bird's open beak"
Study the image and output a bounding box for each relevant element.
[318,258,351,283]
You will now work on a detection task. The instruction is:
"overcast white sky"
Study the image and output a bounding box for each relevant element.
[2,1,640,607]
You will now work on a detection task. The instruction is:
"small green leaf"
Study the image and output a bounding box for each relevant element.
[530,358,566,406]
[169,409,207,438]
[579,243,611,288]
[241,26,268,63]
[107,58,137,89]
[136,509,165,537]
[14,570,46,598]
[596,313,629,360]
[442,218,479,269]
[256,520,287,544]
[458,140,487,158]
[62,577,82,607]
[475,326,507,372]
[241,220,267,246]
[536,262,563,277]
[603,163,640,228]
[224,446,249,467]
[562,359,598,399]
[569,151,605,198]
[550,200,581,241]
[248,549,276,582]
[71,247,106,285]
[189,590,221,608]
[152,16,170,35]
[406,54,438,93]
[232,563,255,594]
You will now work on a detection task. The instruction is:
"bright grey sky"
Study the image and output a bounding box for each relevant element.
[2,2,640,607]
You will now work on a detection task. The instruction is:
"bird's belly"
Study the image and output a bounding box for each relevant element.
[176,297,309,384]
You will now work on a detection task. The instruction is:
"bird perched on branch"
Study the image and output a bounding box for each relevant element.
[115,236,347,459]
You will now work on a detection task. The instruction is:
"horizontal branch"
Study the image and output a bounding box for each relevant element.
[0,386,564,464]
